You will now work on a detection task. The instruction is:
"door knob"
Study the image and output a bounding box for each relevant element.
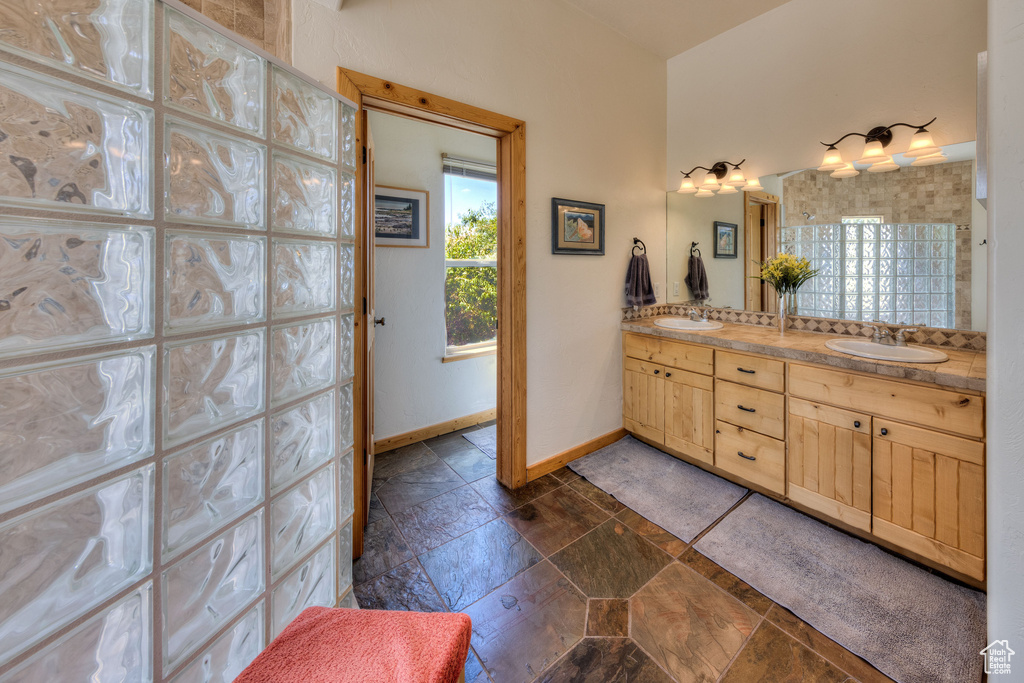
[374,317,386,326]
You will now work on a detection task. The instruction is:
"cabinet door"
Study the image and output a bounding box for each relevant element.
[665,369,714,464]
[623,357,665,444]
[788,398,872,531]
[872,419,985,581]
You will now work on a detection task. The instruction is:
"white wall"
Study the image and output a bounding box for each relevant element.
[368,111,497,440]
[293,0,667,465]
[666,0,987,187]
[986,0,1024,651]
[666,192,745,309]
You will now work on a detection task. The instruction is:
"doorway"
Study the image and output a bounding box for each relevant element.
[743,190,781,312]
[337,69,527,555]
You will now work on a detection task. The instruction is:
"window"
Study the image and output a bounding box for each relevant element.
[443,155,497,355]
[781,222,956,328]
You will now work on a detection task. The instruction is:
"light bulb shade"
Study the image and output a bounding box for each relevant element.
[830,163,859,178]
[910,152,948,167]
[694,188,715,197]
[725,168,746,186]
[741,178,763,192]
[903,129,940,158]
[866,155,899,173]
[856,139,886,165]
[817,146,846,172]
[717,183,738,194]
[700,171,719,188]
[677,176,698,194]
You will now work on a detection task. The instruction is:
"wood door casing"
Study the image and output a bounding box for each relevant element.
[788,398,872,531]
[872,419,985,580]
[664,369,714,464]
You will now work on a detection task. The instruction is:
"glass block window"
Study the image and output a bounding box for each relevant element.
[782,223,956,328]
[0,4,358,681]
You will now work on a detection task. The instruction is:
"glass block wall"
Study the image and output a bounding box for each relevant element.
[782,223,957,328]
[0,2,357,681]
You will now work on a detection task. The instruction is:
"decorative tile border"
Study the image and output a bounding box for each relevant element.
[622,304,986,352]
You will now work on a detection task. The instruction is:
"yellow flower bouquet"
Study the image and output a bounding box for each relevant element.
[752,253,818,333]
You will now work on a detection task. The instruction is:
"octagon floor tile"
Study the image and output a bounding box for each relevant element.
[471,474,563,514]
[720,621,847,683]
[419,518,542,611]
[352,559,446,612]
[679,548,773,615]
[375,456,465,513]
[464,560,587,683]
[352,516,413,585]
[504,486,610,556]
[537,638,674,683]
[630,562,758,682]
[550,519,672,598]
[616,508,687,557]
[392,484,498,554]
[438,445,496,482]
[567,477,627,514]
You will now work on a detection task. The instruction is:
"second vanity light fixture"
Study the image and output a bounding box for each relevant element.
[677,159,764,196]
[817,117,946,178]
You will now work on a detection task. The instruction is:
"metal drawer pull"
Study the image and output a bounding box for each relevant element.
[738,405,756,413]
[854,421,861,428]
[738,452,756,461]
[737,367,756,374]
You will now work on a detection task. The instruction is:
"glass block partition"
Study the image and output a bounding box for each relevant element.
[781,223,957,329]
[0,2,358,681]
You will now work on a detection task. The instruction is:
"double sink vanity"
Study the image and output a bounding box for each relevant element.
[621,316,986,584]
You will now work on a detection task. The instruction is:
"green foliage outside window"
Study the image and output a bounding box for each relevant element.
[445,202,498,348]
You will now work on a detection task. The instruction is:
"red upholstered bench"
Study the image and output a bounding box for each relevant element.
[235,607,472,683]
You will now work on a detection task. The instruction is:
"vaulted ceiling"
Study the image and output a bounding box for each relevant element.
[559,0,793,60]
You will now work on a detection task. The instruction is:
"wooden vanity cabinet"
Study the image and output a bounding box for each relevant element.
[664,369,715,464]
[622,356,666,444]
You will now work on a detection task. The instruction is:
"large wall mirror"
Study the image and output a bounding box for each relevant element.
[666,142,986,332]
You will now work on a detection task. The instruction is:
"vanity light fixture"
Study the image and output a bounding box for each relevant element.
[678,159,758,197]
[818,117,943,176]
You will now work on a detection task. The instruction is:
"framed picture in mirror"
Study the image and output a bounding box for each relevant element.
[714,221,737,258]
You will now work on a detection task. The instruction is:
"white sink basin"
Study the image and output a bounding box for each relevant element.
[654,317,724,331]
[825,338,948,363]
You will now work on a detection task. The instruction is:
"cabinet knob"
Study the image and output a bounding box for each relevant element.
[738,405,756,413]
[854,421,861,428]
[738,452,757,461]
[880,427,888,436]
[738,367,756,374]
[665,372,672,377]
[653,369,659,375]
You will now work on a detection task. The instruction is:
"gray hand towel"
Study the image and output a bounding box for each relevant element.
[684,253,709,301]
[625,254,657,307]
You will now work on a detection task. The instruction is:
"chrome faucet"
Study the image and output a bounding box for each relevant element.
[689,307,709,322]
[865,325,895,345]
[894,327,919,346]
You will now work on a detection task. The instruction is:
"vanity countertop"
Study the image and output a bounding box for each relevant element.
[621,317,986,393]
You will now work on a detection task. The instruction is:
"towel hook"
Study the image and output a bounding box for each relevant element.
[691,241,701,257]
[632,237,647,256]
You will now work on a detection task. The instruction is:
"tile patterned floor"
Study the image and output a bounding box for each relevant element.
[352,425,897,683]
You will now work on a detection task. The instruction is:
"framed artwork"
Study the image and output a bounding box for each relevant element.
[551,197,605,255]
[714,221,738,258]
[375,186,429,248]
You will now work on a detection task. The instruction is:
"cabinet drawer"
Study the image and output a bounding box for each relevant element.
[716,350,785,393]
[624,356,666,379]
[789,363,984,439]
[715,420,786,494]
[623,333,714,375]
[715,379,786,440]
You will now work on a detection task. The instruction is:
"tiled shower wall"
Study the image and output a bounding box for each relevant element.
[0,2,356,681]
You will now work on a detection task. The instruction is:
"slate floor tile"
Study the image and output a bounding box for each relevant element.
[720,621,848,683]
[630,562,758,682]
[548,466,582,483]
[438,445,496,482]
[616,508,687,557]
[353,559,446,612]
[679,548,773,615]
[419,518,542,611]
[367,492,388,524]
[504,486,610,556]
[550,519,672,598]
[372,443,436,486]
[568,477,627,514]
[352,516,413,585]
[464,560,587,683]
[538,638,674,683]
[375,456,465,513]
[470,474,563,514]
[465,649,490,683]
[586,599,629,637]
[391,485,497,554]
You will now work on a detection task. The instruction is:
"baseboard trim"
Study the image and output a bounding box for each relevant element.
[374,408,497,454]
[526,428,628,481]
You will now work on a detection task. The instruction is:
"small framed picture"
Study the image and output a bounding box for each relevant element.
[714,221,738,258]
[551,198,605,255]
[375,186,429,248]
